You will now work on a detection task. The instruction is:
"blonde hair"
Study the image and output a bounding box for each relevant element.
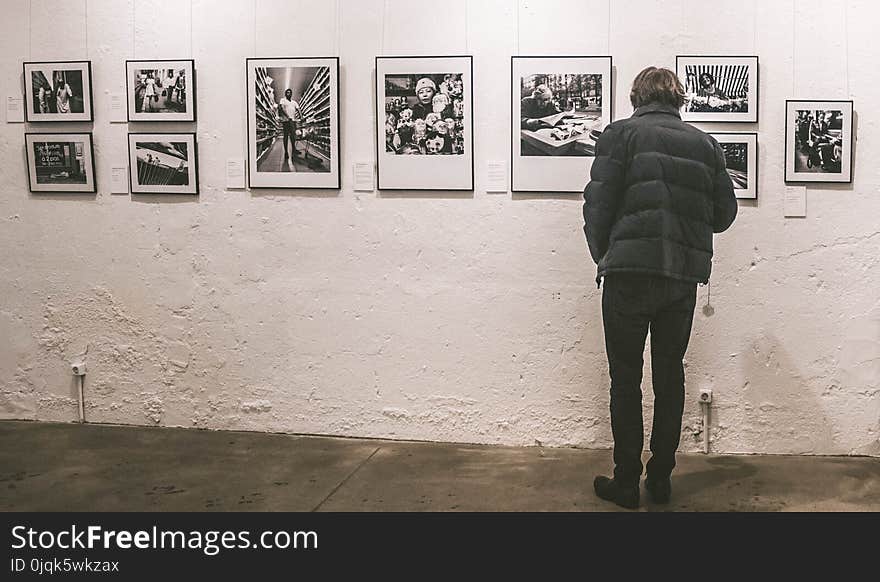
[630,67,685,109]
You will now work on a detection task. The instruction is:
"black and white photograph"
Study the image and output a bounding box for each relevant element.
[712,132,757,199]
[126,60,195,122]
[376,56,473,190]
[246,57,340,189]
[23,61,93,122]
[383,73,465,156]
[128,133,198,195]
[676,56,758,123]
[25,132,96,193]
[785,100,853,183]
[511,56,612,192]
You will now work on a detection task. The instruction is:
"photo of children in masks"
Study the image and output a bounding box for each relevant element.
[383,73,465,155]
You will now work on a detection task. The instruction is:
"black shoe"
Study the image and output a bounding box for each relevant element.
[645,478,671,504]
[593,476,639,509]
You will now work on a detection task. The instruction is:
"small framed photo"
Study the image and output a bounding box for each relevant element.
[128,133,199,195]
[25,132,96,193]
[23,61,94,122]
[712,132,757,199]
[376,55,474,191]
[785,100,853,183]
[246,57,340,189]
[676,56,758,123]
[126,60,196,122]
[511,55,612,193]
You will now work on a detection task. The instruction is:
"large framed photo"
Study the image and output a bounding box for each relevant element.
[677,56,758,123]
[511,55,612,193]
[126,60,195,122]
[712,132,757,199]
[25,133,96,193]
[128,133,199,195]
[376,55,473,191]
[23,61,93,122]
[246,57,340,189]
[785,100,853,183]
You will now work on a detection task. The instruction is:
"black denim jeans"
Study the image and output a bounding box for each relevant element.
[601,273,697,487]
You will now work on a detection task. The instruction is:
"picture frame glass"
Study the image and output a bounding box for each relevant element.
[512,56,613,193]
[712,133,757,199]
[128,133,198,194]
[376,56,474,191]
[677,56,758,123]
[246,57,340,189]
[23,61,93,122]
[127,60,195,122]
[785,101,853,183]
[26,133,95,193]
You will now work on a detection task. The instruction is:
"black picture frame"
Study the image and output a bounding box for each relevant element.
[25,132,97,193]
[22,60,94,123]
[510,55,614,193]
[245,56,341,189]
[125,59,197,122]
[127,132,199,195]
[375,55,474,191]
[784,99,854,184]
[676,55,759,123]
[710,131,758,200]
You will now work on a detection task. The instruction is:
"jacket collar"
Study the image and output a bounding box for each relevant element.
[633,103,682,118]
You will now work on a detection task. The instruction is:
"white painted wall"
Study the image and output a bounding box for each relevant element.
[1,0,877,456]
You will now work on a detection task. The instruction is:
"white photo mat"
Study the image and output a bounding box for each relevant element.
[375,56,474,191]
[511,56,612,193]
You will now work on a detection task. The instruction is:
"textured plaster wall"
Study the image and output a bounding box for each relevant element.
[0,0,877,456]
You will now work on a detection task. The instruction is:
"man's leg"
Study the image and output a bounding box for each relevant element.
[282,121,291,158]
[646,278,697,485]
[601,274,652,488]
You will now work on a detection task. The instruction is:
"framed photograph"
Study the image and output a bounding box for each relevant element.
[712,132,757,199]
[23,61,93,122]
[511,55,612,193]
[126,60,195,122]
[25,133,96,193]
[246,57,340,189]
[128,133,198,195]
[785,100,853,183]
[676,56,758,123]
[376,55,473,191]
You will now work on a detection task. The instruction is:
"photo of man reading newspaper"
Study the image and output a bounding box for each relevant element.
[519,73,604,156]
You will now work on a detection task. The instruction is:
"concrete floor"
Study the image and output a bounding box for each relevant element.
[1,420,878,512]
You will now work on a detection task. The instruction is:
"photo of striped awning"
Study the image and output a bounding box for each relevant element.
[684,64,749,98]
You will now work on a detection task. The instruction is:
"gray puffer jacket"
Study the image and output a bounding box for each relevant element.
[583,102,737,284]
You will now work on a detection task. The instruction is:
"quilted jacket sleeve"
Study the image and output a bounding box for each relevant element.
[583,123,627,265]
[711,140,738,233]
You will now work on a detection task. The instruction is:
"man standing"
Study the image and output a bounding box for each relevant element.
[583,67,737,509]
[278,88,300,161]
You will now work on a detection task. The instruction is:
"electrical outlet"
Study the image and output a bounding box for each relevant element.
[699,388,712,404]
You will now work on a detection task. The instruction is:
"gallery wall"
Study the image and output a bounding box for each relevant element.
[0,0,877,456]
